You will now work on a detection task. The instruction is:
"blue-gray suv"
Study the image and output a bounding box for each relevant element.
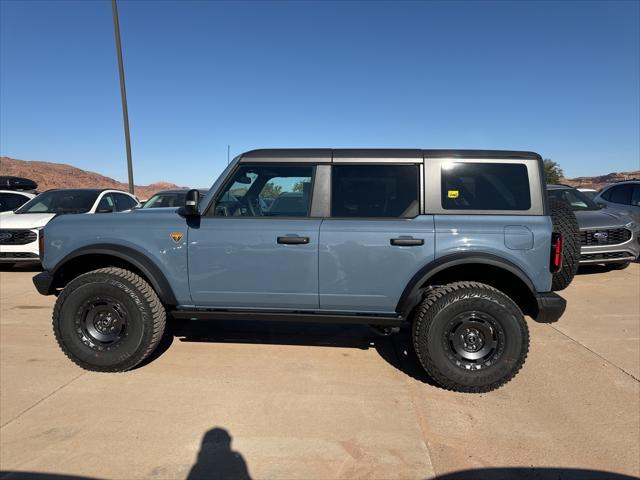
[33,149,577,393]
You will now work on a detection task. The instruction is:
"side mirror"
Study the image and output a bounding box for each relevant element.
[597,202,606,209]
[183,189,201,216]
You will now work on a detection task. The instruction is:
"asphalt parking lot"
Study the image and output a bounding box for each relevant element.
[1,264,639,480]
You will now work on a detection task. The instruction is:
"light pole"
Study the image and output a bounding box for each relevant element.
[111,0,134,194]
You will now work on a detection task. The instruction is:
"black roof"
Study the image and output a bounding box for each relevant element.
[240,148,542,161]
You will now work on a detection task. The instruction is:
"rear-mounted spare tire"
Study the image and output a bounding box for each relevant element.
[549,198,580,291]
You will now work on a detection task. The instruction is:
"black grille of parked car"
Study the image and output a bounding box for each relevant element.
[0,252,39,258]
[0,229,37,245]
[580,228,631,246]
[580,252,634,261]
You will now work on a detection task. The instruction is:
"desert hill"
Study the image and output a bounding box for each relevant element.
[1,157,178,200]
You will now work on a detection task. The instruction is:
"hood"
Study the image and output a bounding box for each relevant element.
[574,209,633,230]
[0,210,56,229]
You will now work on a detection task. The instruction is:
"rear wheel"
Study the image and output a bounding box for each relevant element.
[412,281,529,393]
[549,198,580,291]
[53,267,166,372]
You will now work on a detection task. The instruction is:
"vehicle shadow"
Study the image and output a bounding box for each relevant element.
[169,317,438,387]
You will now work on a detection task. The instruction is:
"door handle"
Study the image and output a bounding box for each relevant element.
[277,236,310,245]
[390,237,424,246]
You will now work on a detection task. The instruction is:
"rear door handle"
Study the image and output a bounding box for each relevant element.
[390,237,424,246]
[277,236,310,245]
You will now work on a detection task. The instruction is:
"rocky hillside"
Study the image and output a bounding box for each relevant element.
[0,157,178,200]
[561,171,639,190]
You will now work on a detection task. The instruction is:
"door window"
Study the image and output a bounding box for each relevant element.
[441,162,530,210]
[213,165,314,217]
[0,193,30,212]
[606,184,633,205]
[632,185,640,207]
[331,165,419,218]
[95,194,114,213]
[114,193,138,211]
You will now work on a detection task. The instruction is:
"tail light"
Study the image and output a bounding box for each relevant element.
[38,229,45,259]
[550,232,563,273]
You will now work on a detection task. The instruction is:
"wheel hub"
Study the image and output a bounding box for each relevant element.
[76,297,128,349]
[444,311,505,368]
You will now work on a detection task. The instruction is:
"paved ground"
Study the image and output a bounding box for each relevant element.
[0,264,638,480]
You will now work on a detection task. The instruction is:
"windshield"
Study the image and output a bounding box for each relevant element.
[15,190,100,214]
[548,188,600,211]
[142,192,187,208]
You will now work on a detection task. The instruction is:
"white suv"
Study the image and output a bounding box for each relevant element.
[0,188,139,266]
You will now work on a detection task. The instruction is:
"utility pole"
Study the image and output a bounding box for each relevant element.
[111,0,135,194]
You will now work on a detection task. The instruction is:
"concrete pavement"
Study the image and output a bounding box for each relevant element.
[1,264,638,479]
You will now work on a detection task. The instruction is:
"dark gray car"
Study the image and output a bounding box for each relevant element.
[548,185,639,269]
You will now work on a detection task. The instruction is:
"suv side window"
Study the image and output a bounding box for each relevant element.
[441,163,530,210]
[114,193,137,211]
[0,192,29,212]
[95,194,115,213]
[331,165,419,218]
[632,185,640,207]
[213,164,314,217]
[606,184,633,205]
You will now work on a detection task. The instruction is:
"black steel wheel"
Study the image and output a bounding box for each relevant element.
[53,267,166,372]
[412,281,529,393]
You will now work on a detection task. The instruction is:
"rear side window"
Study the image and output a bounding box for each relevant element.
[441,163,531,211]
[331,165,419,218]
[0,193,30,212]
[606,185,633,205]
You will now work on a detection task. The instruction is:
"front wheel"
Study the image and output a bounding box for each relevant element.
[412,281,529,393]
[53,267,166,372]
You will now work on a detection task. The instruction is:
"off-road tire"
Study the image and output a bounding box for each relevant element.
[549,198,580,291]
[53,267,166,372]
[607,261,631,270]
[412,281,529,393]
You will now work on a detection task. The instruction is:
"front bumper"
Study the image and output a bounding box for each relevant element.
[534,292,566,323]
[579,228,640,264]
[33,271,54,296]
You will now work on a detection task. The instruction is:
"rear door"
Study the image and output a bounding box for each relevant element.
[188,163,321,309]
[319,159,435,314]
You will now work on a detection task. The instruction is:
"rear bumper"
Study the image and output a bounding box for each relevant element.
[33,271,54,296]
[534,292,566,323]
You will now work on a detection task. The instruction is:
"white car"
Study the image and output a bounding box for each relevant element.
[0,189,139,266]
[0,190,36,212]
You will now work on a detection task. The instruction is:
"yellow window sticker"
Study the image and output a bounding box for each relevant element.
[447,190,459,199]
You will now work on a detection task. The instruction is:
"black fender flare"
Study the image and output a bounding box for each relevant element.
[50,244,178,306]
[396,252,538,316]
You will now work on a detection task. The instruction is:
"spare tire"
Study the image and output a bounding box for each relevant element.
[549,198,580,291]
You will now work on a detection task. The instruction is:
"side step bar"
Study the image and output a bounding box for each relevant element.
[170,309,408,327]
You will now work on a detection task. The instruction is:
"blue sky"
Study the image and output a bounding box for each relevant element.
[1,0,639,186]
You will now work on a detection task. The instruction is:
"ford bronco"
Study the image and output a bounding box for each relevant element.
[33,149,578,393]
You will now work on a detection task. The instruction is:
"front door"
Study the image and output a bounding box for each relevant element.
[188,163,321,309]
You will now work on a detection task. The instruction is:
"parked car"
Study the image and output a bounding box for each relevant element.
[34,149,578,393]
[593,180,640,224]
[577,188,598,200]
[0,188,139,266]
[548,185,639,269]
[0,176,38,212]
[142,188,208,209]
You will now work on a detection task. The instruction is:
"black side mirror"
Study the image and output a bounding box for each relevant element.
[183,189,201,216]
[597,202,606,209]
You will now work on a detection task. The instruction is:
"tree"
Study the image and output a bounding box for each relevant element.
[260,182,282,199]
[544,159,564,184]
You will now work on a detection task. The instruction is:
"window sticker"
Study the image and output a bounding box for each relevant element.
[447,190,459,199]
